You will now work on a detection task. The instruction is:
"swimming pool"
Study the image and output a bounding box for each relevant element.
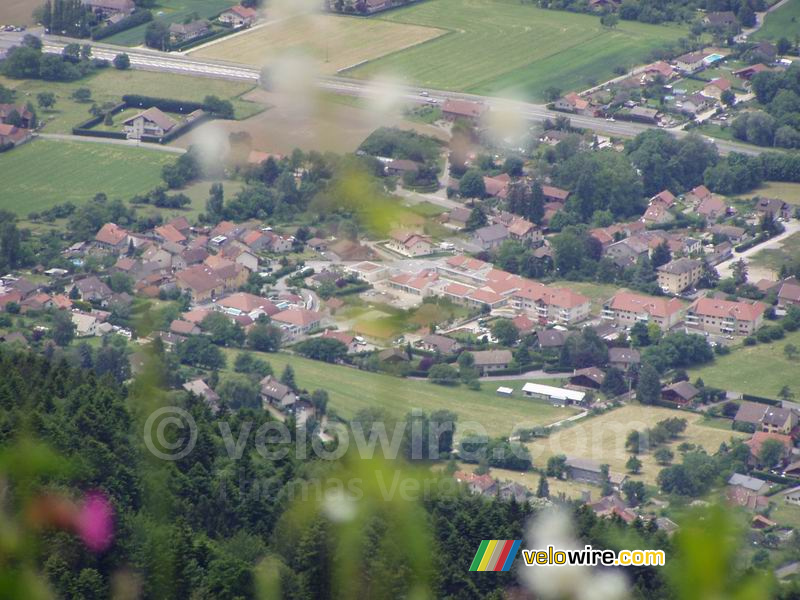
[703,53,724,65]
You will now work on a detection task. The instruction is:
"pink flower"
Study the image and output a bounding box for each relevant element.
[75,492,114,552]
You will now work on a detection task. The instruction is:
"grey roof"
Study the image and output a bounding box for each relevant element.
[662,381,699,401]
[474,224,509,244]
[566,456,602,472]
[537,329,566,348]
[658,258,701,275]
[609,347,640,364]
[763,406,794,428]
[734,401,768,424]
[727,473,768,492]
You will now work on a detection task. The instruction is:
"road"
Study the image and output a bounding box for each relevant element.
[0,31,765,155]
[716,219,800,279]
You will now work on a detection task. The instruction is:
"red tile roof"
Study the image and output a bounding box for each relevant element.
[608,292,685,319]
[689,297,766,322]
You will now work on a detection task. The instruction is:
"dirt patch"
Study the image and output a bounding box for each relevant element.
[171,89,449,155]
[0,0,38,26]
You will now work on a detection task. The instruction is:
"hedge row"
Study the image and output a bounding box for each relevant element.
[735,232,770,253]
[91,10,152,40]
[170,28,232,52]
[742,393,780,405]
[122,94,206,115]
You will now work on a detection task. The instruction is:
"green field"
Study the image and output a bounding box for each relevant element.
[733,181,800,206]
[0,139,173,214]
[103,0,233,46]
[223,349,577,436]
[689,329,800,399]
[753,0,800,40]
[0,69,260,135]
[346,0,685,100]
[750,232,800,272]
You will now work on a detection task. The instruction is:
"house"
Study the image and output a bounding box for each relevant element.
[0,103,35,128]
[385,159,422,177]
[761,406,797,435]
[602,292,685,331]
[685,297,767,335]
[777,279,800,309]
[746,431,793,466]
[641,202,674,225]
[678,93,710,116]
[643,61,675,81]
[80,0,135,16]
[345,261,387,283]
[123,107,177,140]
[471,350,512,375]
[386,231,434,257]
[0,124,32,146]
[72,312,100,337]
[554,92,589,114]
[589,494,637,524]
[650,190,676,208]
[734,401,769,427]
[508,218,542,244]
[498,481,528,503]
[703,78,732,100]
[703,11,737,28]
[783,486,800,506]
[95,222,130,252]
[483,174,511,198]
[675,51,707,73]
[182,378,220,413]
[170,319,200,336]
[536,329,566,350]
[154,223,187,245]
[661,381,699,405]
[565,457,626,488]
[218,4,258,27]
[685,184,712,206]
[378,348,410,364]
[441,99,488,122]
[609,347,640,370]
[628,106,659,124]
[168,20,210,44]
[73,276,113,303]
[259,375,297,410]
[175,265,225,302]
[542,185,570,204]
[697,195,728,220]
[709,224,746,244]
[568,367,605,390]
[388,271,439,297]
[756,197,791,220]
[321,329,359,353]
[420,334,461,355]
[733,64,769,81]
[728,473,771,496]
[473,224,509,250]
[454,471,497,496]
[604,237,649,268]
[216,292,279,319]
[327,239,376,262]
[220,243,258,272]
[272,308,322,338]
[446,206,472,229]
[657,258,702,294]
[522,382,587,406]
[726,486,769,511]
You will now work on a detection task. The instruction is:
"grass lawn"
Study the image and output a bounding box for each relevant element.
[733,181,800,206]
[222,349,577,436]
[753,0,800,40]
[527,403,747,485]
[461,463,602,499]
[192,13,446,76]
[348,300,473,340]
[0,0,38,26]
[749,232,800,272]
[689,328,800,398]
[0,69,260,135]
[346,0,684,100]
[0,139,174,214]
[104,0,233,46]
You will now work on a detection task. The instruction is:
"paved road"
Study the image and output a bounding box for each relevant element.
[0,32,766,154]
[716,219,800,279]
[35,132,187,153]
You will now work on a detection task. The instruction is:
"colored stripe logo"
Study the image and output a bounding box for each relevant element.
[470,540,521,571]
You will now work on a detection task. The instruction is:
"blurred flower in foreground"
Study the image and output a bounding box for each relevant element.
[27,491,113,553]
[518,509,629,600]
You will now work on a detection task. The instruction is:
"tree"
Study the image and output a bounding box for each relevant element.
[113,53,131,70]
[491,319,519,346]
[651,241,671,268]
[201,312,245,347]
[779,385,795,402]
[216,373,260,410]
[654,447,674,465]
[311,389,329,416]
[529,181,545,225]
[536,475,549,498]
[630,321,651,347]
[71,87,91,103]
[622,480,647,506]
[626,455,642,474]
[600,13,619,27]
[546,454,567,478]
[636,363,661,405]
[720,89,735,107]
[601,367,627,397]
[176,336,225,369]
[465,206,487,231]
[51,309,75,347]
[145,20,170,50]
[247,323,282,352]
[784,344,798,360]
[732,258,748,285]
[459,170,486,199]
[36,91,55,110]
[294,337,348,363]
[759,438,785,468]
[503,156,524,176]
[280,365,296,391]
[777,37,792,55]
[428,364,459,385]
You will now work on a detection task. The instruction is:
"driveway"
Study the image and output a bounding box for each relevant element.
[716,219,800,280]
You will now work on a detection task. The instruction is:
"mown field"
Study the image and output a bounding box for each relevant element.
[103,0,233,46]
[749,232,800,272]
[222,349,577,436]
[0,0,37,26]
[0,139,173,214]
[527,404,747,485]
[734,181,800,206]
[689,329,800,399]
[0,69,261,135]
[345,0,685,100]
[192,13,446,75]
[753,0,800,40]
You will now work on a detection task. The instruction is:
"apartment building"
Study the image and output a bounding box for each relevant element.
[602,292,685,331]
[685,297,767,335]
[657,258,702,295]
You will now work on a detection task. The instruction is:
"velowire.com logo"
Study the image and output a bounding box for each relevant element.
[469,540,522,572]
